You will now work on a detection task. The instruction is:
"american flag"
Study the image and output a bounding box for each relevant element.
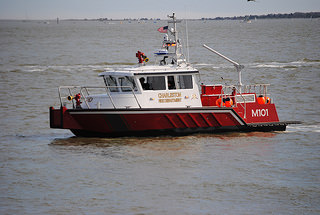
[157,26,168,33]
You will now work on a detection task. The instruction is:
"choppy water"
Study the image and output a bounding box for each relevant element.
[0,18,320,214]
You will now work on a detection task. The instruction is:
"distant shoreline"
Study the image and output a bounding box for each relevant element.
[1,12,319,21]
[201,12,320,21]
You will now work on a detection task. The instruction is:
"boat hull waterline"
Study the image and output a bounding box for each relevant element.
[50,106,290,137]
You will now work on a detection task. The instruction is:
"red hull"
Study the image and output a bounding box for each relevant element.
[50,106,287,137]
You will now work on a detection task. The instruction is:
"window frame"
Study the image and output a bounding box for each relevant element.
[167,75,177,90]
[178,75,193,89]
[118,76,137,92]
[142,76,166,91]
[104,75,119,92]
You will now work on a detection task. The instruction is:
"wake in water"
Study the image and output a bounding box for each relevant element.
[286,124,320,133]
[1,62,137,73]
[1,58,319,74]
[194,58,320,70]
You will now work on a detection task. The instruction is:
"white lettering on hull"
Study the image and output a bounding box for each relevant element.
[252,109,269,117]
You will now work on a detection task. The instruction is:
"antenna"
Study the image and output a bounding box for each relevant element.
[184,8,190,63]
[185,19,190,63]
[168,13,178,54]
[167,13,184,65]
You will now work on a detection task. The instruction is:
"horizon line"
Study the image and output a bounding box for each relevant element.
[0,11,319,21]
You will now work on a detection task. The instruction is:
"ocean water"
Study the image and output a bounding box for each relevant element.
[0,18,320,214]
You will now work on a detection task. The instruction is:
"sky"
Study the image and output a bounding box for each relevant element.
[0,0,319,20]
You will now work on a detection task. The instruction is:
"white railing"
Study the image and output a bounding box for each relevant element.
[217,84,271,119]
[58,86,141,109]
[242,84,270,97]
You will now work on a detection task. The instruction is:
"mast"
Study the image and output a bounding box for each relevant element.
[167,13,184,65]
[155,13,187,66]
[168,13,178,55]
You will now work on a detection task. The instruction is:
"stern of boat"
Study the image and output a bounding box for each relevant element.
[49,106,82,130]
[200,84,284,127]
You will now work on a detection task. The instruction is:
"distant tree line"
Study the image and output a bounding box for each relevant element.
[202,12,320,21]
[97,18,161,21]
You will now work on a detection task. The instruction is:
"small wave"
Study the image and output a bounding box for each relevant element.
[18,64,39,67]
[195,59,318,70]
[94,62,136,66]
[254,63,284,68]
[252,63,298,69]
[195,63,214,66]
[7,62,137,73]
[251,59,320,69]
[9,69,22,73]
[4,58,319,74]
[93,69,105,73]
[286,124,320,133]
[195,63,234,70]
[283,65,298,69]
[302,58,320,63]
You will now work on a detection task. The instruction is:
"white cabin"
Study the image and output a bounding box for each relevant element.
[82,64,202,109]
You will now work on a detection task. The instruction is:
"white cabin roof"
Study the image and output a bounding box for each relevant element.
[98,64,199,77]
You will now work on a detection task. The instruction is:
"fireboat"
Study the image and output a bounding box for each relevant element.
[50,13,297,137]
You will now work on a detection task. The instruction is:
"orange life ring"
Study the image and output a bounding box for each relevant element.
[257,95,266,104]
[265,96,271,104]
[216,98,222,107]
[216,97,233,107]
[223,97,233,107]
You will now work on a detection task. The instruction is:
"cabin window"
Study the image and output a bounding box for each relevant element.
[178,75,193,89]
[119,76,137,92]
[167,76,176,90]
[139,77,150,90]
[146,76,165,90]
[104,76,119,92]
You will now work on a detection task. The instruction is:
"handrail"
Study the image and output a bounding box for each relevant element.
[79,89,92,109]
[58,85,83,108]
[58,85,142,109]
[242,84,270,97]
[215,84,271,119]
[220,85,247,119]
